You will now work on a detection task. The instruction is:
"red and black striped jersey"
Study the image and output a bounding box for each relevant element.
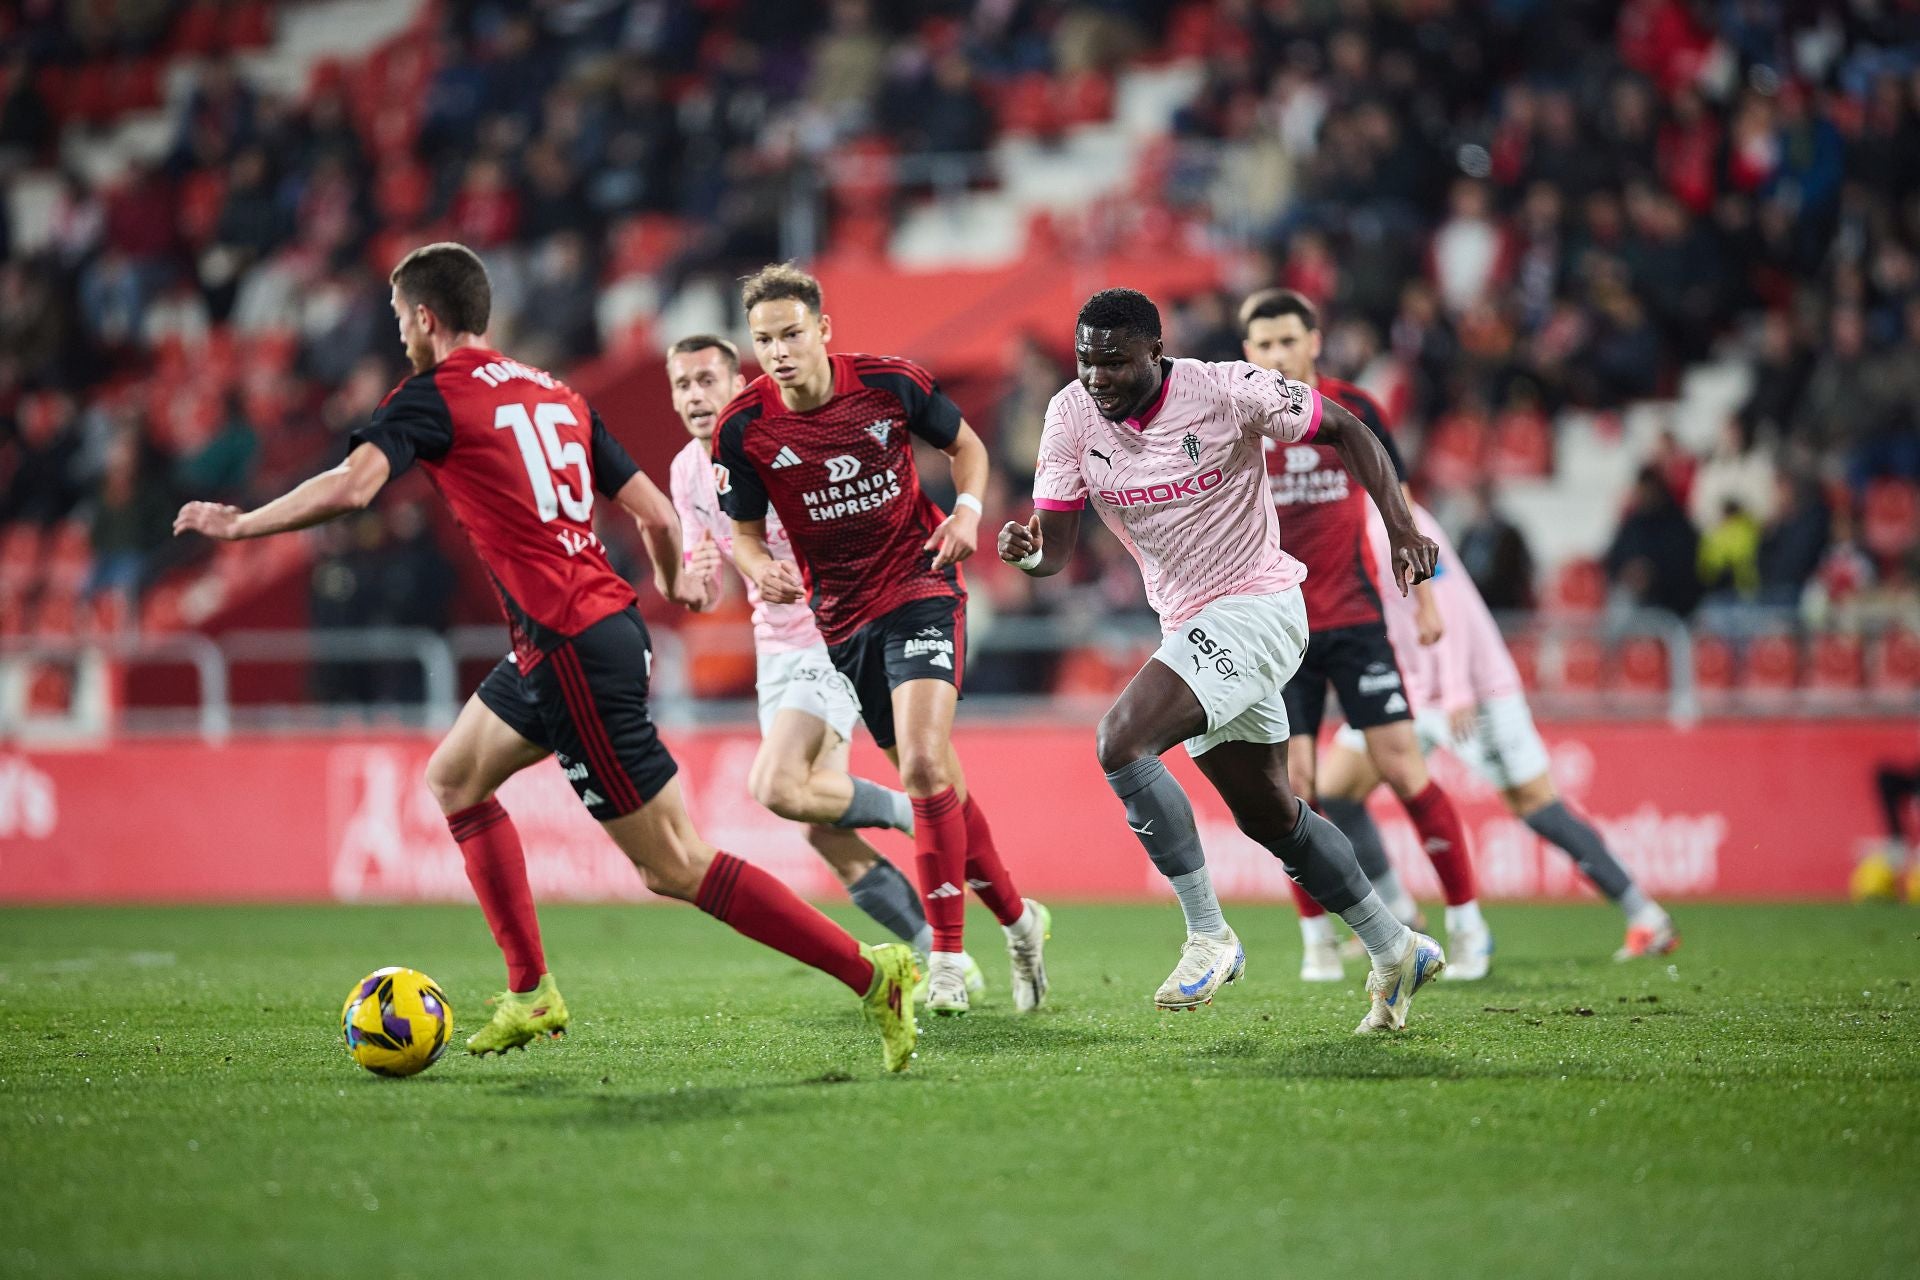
[713,353,964,645]
[350,346,640,670]
[1264,376,1407,632]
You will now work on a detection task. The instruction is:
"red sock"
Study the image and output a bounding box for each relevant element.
[447,799,546,992]
[911,787,968,952]
[696,852,874,994]
[1289,877,1327,918]
[960,795,1024,926]
[1402,781,1478,906]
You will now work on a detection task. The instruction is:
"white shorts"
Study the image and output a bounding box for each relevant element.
[1155,587,1310,759]
[756,645,861,742]
[1333,692,1550,790]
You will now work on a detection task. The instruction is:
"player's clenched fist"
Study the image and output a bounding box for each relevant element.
[754,558,806,604]
[174,501,246,540]
[1390,527,1439,595]
[998,514,1043,567]
[684,530,724,584]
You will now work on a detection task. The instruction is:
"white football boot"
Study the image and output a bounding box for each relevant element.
[922,953,972,1016]
[1003,900,1051,1013]
[1355,932,1447,1035]
[1441,921,1493,981]
[1154,928,1246,1011]
[1300,934,1344,983]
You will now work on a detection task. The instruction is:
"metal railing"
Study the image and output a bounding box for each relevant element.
[3,611,1915,744]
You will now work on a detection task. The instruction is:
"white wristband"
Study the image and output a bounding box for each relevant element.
[1013,547,1043,571]
[953,493,983,516]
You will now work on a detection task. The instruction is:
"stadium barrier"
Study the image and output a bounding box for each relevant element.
[2,719,1909,904]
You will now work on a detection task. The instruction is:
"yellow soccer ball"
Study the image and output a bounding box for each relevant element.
[340,967,454,1078]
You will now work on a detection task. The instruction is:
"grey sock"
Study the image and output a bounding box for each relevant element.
[1525,800,1636,903]
[1322,797,1390,879]
[846,859,928,947]
[1106,757,1228,937]
[1168,867,1229,938]
[911,923,933,956]
[837,777,911,832]
[1618,885,1657,922]
[1104,756,1207,877]
[1340,891,1413,968]
[1268,799,1373,914]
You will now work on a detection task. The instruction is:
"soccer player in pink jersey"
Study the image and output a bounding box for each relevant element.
[999,288,1447,1034]
[1317,503,1681,960]
[663,333,985,988]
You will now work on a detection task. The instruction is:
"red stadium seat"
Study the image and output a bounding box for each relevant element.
[1614,636,1670,692]
[994,74,1062,137]
[1742,633,1800,692]
[1692,634,1736,691]
[169,1,225,55]
[1558,636,1606,693]
[1055,649,1130,698]
[113,58,166,116]
[1058,72,1115,126]
[1551,559,1607,615]
[229,1,274,49]
[1868,627,1920,691]
[608,214,690,281]
[374,162,432,226]
[1808,633,1864,692]
[47,520,94,595]
[66,64,116,125]
[1863,479,1920,559]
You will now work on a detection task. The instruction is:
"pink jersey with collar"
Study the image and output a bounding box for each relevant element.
[1365,501,1525,711]
[1032,357,1322,629]
[670,437,823,654]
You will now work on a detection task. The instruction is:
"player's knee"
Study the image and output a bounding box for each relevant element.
[747,761,807,819]
[424,749,482,814]
[636,843,707,902]
[1094,711,1149,775]
[1371,741,1427,797]
[896,745,951,796]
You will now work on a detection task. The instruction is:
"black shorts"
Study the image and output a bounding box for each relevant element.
[826,594,965,750]
[475,607,678,820]
[1281,620,1411,738]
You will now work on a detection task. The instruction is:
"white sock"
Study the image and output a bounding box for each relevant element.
[1168,867,1230,939]
[1299,913,1336,946]
[1444,900,1485,936]
[1004,903,1036,937]
[1339,892,1412,970]
[931,949,967,970]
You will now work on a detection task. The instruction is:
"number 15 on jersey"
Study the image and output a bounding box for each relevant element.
[495,402,591,523]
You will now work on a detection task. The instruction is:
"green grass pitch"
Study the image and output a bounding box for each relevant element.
[3,902,1915,1279]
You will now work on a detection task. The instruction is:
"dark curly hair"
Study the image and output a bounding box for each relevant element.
[1076,288,1162,342]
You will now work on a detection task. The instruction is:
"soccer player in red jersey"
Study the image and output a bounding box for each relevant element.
[1239,288,1494,983]
[664,334,985,990]
[713,264,1048,1017]
[174,243,918,1072]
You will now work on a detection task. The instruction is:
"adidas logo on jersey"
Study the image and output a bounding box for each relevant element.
[1384,693,1409,714]
[930,653,952,669]
[771,445,802,469]
[866,419,893,445]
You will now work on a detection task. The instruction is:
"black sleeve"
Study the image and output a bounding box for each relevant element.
[862,360,963,448]
[713,407,769,522]
[1347,395,1406,482]
[589,408,640,498]
[349,375,453,479]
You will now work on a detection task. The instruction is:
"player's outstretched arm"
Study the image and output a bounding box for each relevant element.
[729,520,805,604]
[174,443,390,541]
[612,471,707,607]
[998,508,1079,577]
[1317,402,1436,594]
[925,420,989,570]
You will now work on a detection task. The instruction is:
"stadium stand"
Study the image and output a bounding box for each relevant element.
[2,0,1918,719]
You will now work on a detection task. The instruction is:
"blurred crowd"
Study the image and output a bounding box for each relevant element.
[3,0,1920,657]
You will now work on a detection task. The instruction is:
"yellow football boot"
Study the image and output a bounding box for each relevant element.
[466,973,569,1055]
